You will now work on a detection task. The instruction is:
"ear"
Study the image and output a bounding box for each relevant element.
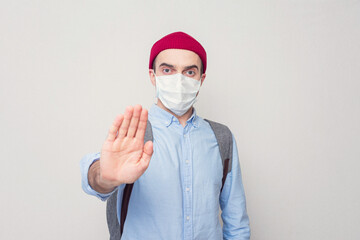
[200,73,206,86]
[149,69,156,86]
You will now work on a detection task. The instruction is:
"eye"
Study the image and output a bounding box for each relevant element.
[162,68,172,74]
[185,70,195,77]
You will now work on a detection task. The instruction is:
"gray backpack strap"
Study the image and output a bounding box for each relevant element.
[204,119,233,192]
[106,120,153,240]
[106,189,120,240]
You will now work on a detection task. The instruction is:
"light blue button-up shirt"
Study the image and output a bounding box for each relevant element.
[81,104,250,239]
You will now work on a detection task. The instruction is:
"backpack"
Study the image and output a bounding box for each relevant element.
[106,119,233,240]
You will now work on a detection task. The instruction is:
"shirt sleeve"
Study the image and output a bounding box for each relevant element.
[220,134,251,240]
[80,152,117,201]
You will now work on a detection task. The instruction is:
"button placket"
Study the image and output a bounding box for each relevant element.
[182,125,193,240]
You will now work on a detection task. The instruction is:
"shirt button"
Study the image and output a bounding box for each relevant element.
[186,187,190,192]
[185,160,189,164]
[186,216,190,220]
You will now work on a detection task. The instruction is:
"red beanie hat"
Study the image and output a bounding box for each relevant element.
[149,31,207,73]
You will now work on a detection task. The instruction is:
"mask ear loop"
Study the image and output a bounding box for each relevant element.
[152,70,159,103]
[193,79,201,106]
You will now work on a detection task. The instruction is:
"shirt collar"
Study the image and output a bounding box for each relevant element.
[149,104,199,128]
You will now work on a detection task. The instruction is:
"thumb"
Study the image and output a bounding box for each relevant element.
[144,140,153,156]
[139,141,153,169]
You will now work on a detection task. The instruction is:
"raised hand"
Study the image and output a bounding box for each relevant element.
[90,105,153,193]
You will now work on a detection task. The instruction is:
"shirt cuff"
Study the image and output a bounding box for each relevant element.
[80,152,117,201]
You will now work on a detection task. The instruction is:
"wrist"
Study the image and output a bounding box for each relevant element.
[89,160,117,194]
[98,172,118,191]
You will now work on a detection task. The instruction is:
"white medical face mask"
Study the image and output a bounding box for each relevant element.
[154,73,201,116]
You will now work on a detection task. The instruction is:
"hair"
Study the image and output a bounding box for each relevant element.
[152,57,204,75]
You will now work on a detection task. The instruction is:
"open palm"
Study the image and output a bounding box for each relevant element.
[100,105,153,187]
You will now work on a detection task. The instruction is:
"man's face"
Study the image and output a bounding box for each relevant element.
[149,49,206,86]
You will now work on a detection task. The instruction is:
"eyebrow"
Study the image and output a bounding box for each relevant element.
[183,65,199,71]
[159,63,175,68]
[158,63,199,71]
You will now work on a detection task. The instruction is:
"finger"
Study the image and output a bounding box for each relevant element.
[127,104,142,137]
[139,141,153,170]
[118,106,134,138]
[135,108,148,141]
[107,114,124,141]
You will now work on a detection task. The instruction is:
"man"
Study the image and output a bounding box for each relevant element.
[81,31,250,239]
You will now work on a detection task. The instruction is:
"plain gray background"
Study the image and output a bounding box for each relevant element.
[1,0,359,239]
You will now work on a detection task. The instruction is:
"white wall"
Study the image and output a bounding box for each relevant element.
[1,0,359,239]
